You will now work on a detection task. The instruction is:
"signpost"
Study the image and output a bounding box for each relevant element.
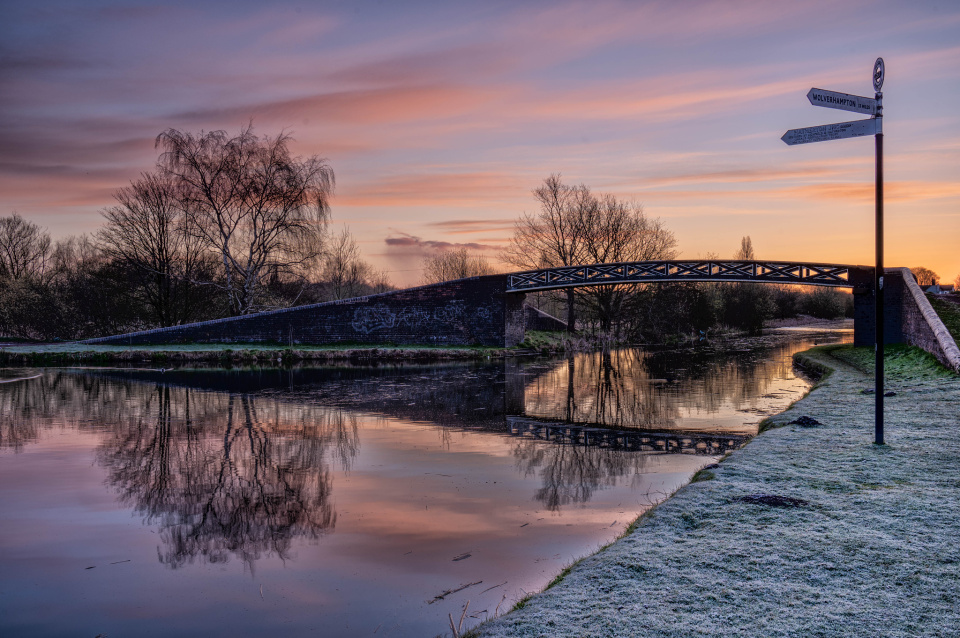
[783,58,885,445]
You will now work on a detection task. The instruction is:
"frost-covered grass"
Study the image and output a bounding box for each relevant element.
[824,343,956,382]
[477,347,960,638]
[519,330,568,350]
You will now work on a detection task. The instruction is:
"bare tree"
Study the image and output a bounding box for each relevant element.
[365,268,394,295]
[502,175,677,332]
[721,236,773,334]
[735,235,755,260]
[98,173,210,326]
[910,266,939,286]
[578,193,678,331]
[421,247,494,284]
[319,226,376,300]
[155,125,334,315]
[0,213,51,282]
[501,175,593,330]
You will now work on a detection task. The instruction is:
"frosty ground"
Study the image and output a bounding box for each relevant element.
[477,346,960,637]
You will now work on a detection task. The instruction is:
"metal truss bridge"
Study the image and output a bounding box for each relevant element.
[506,260,872,293]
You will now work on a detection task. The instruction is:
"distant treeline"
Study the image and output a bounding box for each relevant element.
[528,278,853,343]
[0,212,394,341]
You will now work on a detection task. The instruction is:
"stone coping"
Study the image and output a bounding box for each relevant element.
[897,267,960,372]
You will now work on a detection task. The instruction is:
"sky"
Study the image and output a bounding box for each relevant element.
[1,0,958,287]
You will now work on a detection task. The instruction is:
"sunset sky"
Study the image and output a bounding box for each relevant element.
[2,0,958,286]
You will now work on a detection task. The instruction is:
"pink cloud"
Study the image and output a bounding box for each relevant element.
[173,84,503,127]
[383,231,499,254]
[424,219,518,235]
[338,172,529,208]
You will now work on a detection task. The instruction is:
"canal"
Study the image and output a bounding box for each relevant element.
[0,325,850,637]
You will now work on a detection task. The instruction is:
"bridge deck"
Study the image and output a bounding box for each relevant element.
[507,260,872,293]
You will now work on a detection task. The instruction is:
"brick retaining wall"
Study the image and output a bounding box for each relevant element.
[84,275,526,348]
[524,305,567,332]
[894,267,960,372]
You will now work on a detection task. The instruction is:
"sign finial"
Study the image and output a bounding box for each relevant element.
[873,58,885,92]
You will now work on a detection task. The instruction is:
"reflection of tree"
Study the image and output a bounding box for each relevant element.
[512,436,650,511]
[521,340,813,430]
[0,376,45,452]
[524,349,679,429]
[97,385,357,569]
[0,372,116,451]
[1,338,830,558]
[1,371,359,569]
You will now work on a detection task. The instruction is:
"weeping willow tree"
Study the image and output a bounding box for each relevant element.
[155,125,335,315]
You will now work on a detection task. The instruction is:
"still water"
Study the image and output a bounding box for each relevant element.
[0,327,850,637]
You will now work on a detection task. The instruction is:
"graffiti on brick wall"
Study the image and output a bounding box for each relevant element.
[398,307,431,328]
[350,306,397,334]
[351,302,495,335]
[434,301,465,323]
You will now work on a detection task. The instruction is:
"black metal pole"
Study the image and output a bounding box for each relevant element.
[874,98,884,445]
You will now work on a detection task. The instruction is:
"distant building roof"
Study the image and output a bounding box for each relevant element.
[923,284,955,294]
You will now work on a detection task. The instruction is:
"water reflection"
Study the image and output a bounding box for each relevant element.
[510,425,650,511]
[2,332,852,637]
[522,339,824,432]
[96,385,352,568]
[0,332,840,572]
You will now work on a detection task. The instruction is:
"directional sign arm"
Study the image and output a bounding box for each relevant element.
[781,118,878,145]
[807,88,877,115]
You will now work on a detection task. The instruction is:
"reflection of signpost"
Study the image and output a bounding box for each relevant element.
[783,58,885,445]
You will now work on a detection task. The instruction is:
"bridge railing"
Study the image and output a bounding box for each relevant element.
[507,260,871,293]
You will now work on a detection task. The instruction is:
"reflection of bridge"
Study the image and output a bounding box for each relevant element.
[507,260,870,293]
[73,362,755,454]
[507,417,750,455]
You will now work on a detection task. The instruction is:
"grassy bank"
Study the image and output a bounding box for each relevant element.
[0,342,504,367]
[928,293,960,344]
[476,345,960,637]
[798,343,955,382]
